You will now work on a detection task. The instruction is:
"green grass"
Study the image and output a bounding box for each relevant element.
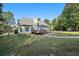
[11,36,79,56]
[28,37,79,56]
[0,34,79,56]
[51,31,79,36]
[0,34,30,56]
[62,31,79,36]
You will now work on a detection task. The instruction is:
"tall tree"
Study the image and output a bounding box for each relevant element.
[0,3,4,37]
[51,18,58,30]
[0,3,3,22]
[2,11,15,25]
[43,19,50,25]
[63,3,79,31]
[2,11,15,36]
[0,3,3,16]
[56,3,79,31]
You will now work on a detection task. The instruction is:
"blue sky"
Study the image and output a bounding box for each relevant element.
[3,3,65,22]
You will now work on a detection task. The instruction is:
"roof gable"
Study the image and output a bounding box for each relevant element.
[18,17,33,26]
[18,17,48,26]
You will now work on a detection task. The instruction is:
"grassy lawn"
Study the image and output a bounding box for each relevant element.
[16,36,79,56]
[62,31,79,35]
[0,34,30,56]
[52,31,79,36]
[0,33,79,56]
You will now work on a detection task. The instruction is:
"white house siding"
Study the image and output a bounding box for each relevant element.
[18,26,20,33]
[18,26,25,33]
[18,17,49,34]
[29,27,32,32]
[18,26,32,33]
[22,26,25,32]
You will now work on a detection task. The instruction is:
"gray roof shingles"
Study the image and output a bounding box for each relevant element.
[18,17,48,26]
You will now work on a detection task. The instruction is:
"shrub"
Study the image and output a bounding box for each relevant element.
[14,29,18,34]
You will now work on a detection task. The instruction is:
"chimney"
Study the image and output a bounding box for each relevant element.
[33,16,39,25]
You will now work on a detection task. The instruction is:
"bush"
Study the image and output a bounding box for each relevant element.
[14,29,18,34]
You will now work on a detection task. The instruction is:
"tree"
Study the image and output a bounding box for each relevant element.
[0,3,3,22]
[0,3,4,38]
[2,11,15,36]
[0,4,16,37]
[43,19,50,25]
[56,3,79,31]
[51,18,58,30]
[2,11,15,25]
[38,18,41,21]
